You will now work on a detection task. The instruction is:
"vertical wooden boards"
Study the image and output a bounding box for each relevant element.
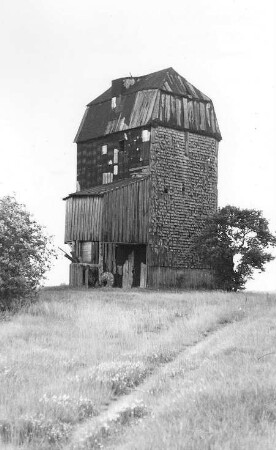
[84,266,89,289]
[80,241,92,263]
[91,242,99,264]
[98,242,103,278]
[205,102,211,130]
[187,101,194,128]
[129,90,157,128]
[64,196,103,242]
[103,242,116,272]
[175,98,182,127]
[182,98,189,128]
[102,177,149,244]
[147,266,215,289]
[199,102,206,130]
[65,177,149,246]
[69,263,84,287]
[140,262,147,288]
[210,109,216,133]
[122,250,134,288]
[152,91,160,121]
[194,101,200,130]
[76,69,221,144]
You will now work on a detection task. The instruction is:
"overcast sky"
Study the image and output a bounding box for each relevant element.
[0,0,275,290]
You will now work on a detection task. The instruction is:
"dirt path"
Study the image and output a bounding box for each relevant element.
[68,318,241,449]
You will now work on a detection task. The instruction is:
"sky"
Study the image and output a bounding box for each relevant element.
[0,0,275,290]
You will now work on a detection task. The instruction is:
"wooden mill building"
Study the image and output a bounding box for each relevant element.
[64,67,222,288]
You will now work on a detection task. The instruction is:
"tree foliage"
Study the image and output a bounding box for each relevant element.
[193,205,276,291]
[0,195,57,310]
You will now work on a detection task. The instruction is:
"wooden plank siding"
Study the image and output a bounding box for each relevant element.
[148,267,215,289]
[102,177,149,243]
[64,177,149,244]
[75,68,221,144]
[69,263,84,287]
[64,196,103,242]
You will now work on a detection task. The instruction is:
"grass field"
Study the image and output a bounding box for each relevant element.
[0,288,276,449]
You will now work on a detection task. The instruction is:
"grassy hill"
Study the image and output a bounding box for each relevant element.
[0,288,276,449]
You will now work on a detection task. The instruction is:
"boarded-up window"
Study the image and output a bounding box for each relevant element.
[80,242,92,263]
[114,148,119,164]
[111,97,116,109]
[119,140,125,151]
[103,172,113,184]
[142,129,150,142]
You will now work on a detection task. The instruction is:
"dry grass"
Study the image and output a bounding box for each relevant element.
[0,288,275,449]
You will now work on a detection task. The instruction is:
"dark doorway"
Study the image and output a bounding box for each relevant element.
[115,244,146,288]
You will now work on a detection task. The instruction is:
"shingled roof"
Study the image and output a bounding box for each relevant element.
[75,67,221,143]
[64,176,149,200]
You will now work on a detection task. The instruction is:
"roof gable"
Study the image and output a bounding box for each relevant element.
[88,68,210,106]
[75,68,221,142]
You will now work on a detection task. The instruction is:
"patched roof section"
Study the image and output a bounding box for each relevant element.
[64,176,149,200]
[75,67,221,143]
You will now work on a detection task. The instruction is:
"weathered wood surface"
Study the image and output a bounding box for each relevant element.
[140,262,147,288]
[122,251,134,289]
[69,263,83,287]
[103,242,116,273]
[102,177,149,243]
[65,197,102,242]
[75,68,221,143]
[148,267,215,289]
[65,177,149,244]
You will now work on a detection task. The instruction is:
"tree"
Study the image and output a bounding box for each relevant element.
[0,195,57,310]
[193,205,276,291]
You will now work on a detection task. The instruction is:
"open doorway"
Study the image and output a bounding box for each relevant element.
[115,244,147,288]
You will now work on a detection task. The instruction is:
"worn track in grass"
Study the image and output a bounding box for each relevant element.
[68,316,243,449]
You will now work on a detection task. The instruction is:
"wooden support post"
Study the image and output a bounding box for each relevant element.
[84,266,89,289]
[140,263,147,288]
[98,242,103,280]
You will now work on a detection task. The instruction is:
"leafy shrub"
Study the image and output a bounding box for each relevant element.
[0,195,57,310]
[192,205,276,290]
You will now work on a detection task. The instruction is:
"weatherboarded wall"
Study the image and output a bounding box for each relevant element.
[64,177,149,244]
[64,196,103,242]
[102,177,149,243]
[148,267,215,289]
[148,126,218,270]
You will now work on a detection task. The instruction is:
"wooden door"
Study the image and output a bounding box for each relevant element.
[122,250,134,289]
[140,262,147,288]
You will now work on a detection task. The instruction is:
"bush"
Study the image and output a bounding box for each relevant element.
[192,205,276,291]
[0,195,57,310]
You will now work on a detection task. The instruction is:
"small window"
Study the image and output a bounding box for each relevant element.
[119,140,125,151]
[142,129,151,142]
[108,159,113,166]
[111,97,116,109]
[103,172,113,184]
[102,145,107,155]
[114,148,119,164]
[114,165,118,175]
